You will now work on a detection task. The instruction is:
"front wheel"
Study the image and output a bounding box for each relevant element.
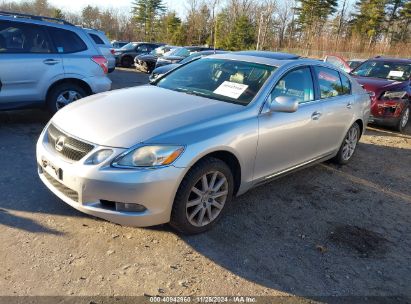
[170,157,234,234]
[395,106,409,132]
[333,122,361,165]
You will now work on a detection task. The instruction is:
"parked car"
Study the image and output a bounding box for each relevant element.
[37,52,370,234]
[0,11,111,113]
[347,59,365,70]
[155,46,214,68]
[84,28,115,73]
[114,42,163,68]
[135,45,177,73]
[325,55,410,132]
[150,50,228,82]
[111,40,128,49]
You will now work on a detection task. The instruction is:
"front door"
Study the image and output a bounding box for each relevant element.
[254,66,327,182]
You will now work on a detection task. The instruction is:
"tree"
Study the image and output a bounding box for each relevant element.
[82,5,101,28]
[132,0,166,41]
[295,0,339,41]
[53,8,64,19]
[226,15,255,50]
[352,0,387,46]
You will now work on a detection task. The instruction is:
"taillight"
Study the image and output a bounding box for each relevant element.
[92,56,108,74]
[110,49,115,55]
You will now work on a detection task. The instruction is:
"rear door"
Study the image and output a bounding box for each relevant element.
[313,66,356,152]
[0,20,63,108]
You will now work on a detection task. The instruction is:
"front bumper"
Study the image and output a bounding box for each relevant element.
[369,99,408,126]
[36,128,186,227]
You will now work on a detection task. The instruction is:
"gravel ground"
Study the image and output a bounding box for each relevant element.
[0,68,410,300]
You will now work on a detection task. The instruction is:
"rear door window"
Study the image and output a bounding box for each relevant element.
[339,73,351,95]
[48,27,87,53]
[315,67,345,99]
[0,20,52,53]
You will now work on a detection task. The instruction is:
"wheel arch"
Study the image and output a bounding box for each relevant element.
[187,150,242,196]
[354,118,364,138]
[46,78,92,102]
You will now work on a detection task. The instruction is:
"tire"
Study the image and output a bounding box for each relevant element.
[395,106,409,132]
[333,122,361,165]
[46,83,87,114]
[121,56,133,68]
[170,157,234,234]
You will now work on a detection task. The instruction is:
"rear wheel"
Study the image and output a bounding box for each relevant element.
[333,122,360,165]
[121,56,133,68]
[170,157,234,234]
[46,83,87,114]
[395,106,409,132]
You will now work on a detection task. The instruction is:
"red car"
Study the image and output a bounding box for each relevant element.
[325,56,410,132]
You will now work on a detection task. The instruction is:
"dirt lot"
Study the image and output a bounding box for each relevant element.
[0,68,410,300]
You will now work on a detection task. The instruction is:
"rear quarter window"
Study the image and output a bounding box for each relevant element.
[89,33,105,45]
[48,27,87,53]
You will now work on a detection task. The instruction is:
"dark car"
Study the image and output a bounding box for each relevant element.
[350,58,410,132]
[150,50,228,82]
[155,46,214,68]
[111,40,129,49]
[114,42,164,68]
[135,45,177,73]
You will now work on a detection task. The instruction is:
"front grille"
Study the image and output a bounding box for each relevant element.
[43,171,79,202]
[47,124,94,161]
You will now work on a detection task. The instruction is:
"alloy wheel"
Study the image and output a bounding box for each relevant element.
[186,171,228,227]
[401,107,410,128]
[56,90,82,110]
[342,125,359,161]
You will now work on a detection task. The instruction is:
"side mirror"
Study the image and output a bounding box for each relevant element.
[269,96,299,113]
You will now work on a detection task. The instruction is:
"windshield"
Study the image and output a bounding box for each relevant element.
[168,47,190,57]
[120,42,137,51]
[156,58,276,106]
[351,60,411,81]
[180,52,204,64]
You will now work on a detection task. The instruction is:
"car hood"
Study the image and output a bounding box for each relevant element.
[351,75,408,93]
[51,85,243,148]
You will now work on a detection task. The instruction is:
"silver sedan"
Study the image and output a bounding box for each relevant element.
[36,53,371,234]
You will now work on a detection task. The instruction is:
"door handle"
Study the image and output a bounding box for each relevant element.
[43,59,60,65]
[311,111,322,120]
[347,101,353,109]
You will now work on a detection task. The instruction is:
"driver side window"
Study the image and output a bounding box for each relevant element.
[270,67,314,104]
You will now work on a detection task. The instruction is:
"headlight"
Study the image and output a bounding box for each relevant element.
[112,145,184,168]
[85,149,113,165]
[382,91,407,100]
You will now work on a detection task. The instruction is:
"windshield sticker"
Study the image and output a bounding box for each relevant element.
[388,70,404,78]
[214,81,249,99]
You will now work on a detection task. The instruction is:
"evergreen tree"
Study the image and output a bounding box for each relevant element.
[352,0,387,46]
[226,15,255,50]
[296,0,339,38]
[132,0,166,41]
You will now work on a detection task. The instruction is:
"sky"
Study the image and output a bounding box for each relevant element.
[45,0,186,17]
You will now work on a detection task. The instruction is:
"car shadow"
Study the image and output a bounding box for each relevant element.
[168,142,410,296]
[0,109,86,235]
[1,109,411,296]
[366,123,411,138]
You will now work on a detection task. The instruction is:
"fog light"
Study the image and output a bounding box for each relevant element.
[116,202,146,212]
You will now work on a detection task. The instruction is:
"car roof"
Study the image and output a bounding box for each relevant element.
[233,51,300,60]
[370,57,411,64]
[208,53,303,67]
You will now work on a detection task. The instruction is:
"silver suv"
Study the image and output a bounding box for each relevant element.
[0,12,112,113]
[84,28,115,73]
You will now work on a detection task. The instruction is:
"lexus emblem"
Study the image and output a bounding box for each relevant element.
[55,136,66,152]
